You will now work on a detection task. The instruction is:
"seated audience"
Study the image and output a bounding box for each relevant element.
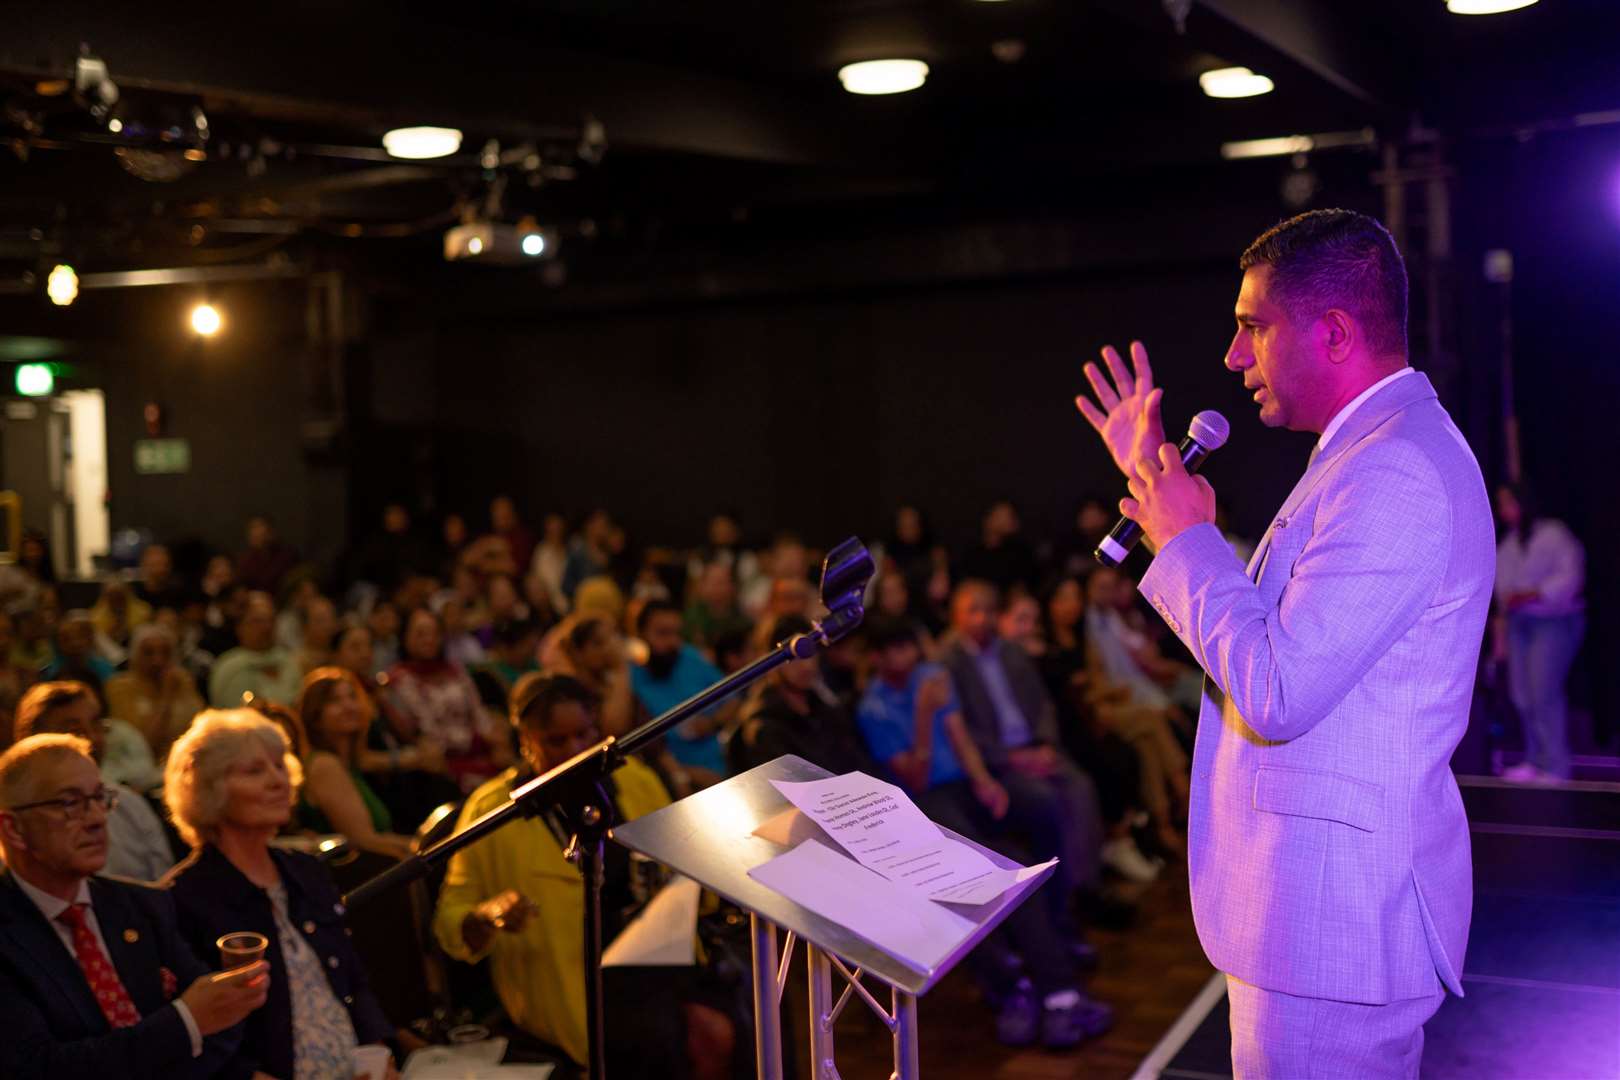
[874,570,939,660]
[1085,567,1203,718]
[296,667,416,859]
[548,614,639,735]
[942,581,1105,911]
[16,682,174,881]
[0,609,34,747]
[0,733,269,1080]
[387,607,509,793]
[272,574,320,653]
[733,615,873,777]
[434,673,736,1076]
[208,593,302,709]
[91,578,153,663]
[234,515,298,596]
[470,617,542,712]
[561,510,615,603]
[854,617,1112,1047]
[106,624,206,763]
[528,513,571,616]
[134,543,189,612]
[367,601,401,674]
[163,709,404,1079]
[433,590,487,670]
[630,600,729,788]
[683,561,751,657]
[960,501,1041,595]
[43,610,115,702]
[294,595,341,676]
[489,495,537,576]
[10,594,56,674]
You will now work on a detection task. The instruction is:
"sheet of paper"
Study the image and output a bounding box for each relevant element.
[602,875,700,967]
[769,772,1051,906]
[746,838,976,973]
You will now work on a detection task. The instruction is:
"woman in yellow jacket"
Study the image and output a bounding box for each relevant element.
[434,672,737,1078]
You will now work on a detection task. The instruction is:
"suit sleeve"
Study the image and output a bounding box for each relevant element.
[150,888,252,1080]
[0,959,195,1080]
[1138,440,1451,742]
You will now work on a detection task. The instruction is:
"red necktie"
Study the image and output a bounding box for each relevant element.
[57,903,142,1029]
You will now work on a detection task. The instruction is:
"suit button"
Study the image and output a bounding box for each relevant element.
[328,956,340,969]
[334,903,345,915]
[344,995,354,1005]
[303,920,317,934]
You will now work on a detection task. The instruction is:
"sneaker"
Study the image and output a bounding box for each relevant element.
[1102,836,1164,883]
[1501,762,1540,783]
[994,980,1041,1047]
[1040,991,1115,1049]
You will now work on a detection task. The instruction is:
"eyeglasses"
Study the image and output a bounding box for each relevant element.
[6,786,120,820]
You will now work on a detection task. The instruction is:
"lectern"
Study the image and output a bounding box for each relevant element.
[613,755,1056,1080]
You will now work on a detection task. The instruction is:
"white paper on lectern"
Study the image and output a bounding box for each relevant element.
[747,838,977,973]
[769,772,1053,906]
[602,875,700,967]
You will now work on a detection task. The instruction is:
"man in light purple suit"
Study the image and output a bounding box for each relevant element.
[1075,210,1494,1078]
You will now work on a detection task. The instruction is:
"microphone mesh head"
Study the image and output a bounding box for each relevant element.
[1188,410,1230,450]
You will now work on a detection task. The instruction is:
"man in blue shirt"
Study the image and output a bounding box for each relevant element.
[856,617,1112,1049]
[630,600,728,786]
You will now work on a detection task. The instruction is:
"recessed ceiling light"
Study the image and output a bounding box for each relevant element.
[47,264,78,306]
[838,59,929,96]
[1199,66,1275,99]
[381,126,464,159]
[1446,0,1538,13]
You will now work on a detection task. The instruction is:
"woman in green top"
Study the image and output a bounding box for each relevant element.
[296,666,415,860]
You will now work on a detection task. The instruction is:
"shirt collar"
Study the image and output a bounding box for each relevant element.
[12,871,92,922]
[1316,367,1417,452]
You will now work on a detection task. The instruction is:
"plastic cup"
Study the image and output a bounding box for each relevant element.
[353,1044,390,1079]
[217,931,268,971]
[446,1022,490,1045]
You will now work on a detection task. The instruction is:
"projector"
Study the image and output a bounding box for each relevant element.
[443,222,557,264]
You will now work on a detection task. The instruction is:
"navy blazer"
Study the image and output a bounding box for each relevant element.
[942,638,1062,770]
[0,869,243,1080]
[164,844,394,1080]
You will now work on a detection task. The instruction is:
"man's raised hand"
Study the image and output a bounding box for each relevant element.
[1076,341,1166,479]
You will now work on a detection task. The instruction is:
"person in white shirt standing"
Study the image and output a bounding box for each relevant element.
[1493,483,1586,782]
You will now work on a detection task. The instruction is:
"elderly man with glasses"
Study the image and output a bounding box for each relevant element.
[15,681,178,881]
[0,732,271,1079]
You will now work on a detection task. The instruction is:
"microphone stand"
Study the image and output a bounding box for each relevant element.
[344,538,875,1080]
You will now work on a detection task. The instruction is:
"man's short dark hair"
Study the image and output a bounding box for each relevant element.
[865,616,919,651]
[636,598,682,636]
[510,672,600,728]
[15,681,98,743]
[1239,209,1408,358]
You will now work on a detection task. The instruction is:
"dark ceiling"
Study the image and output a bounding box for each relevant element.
[1,0,1616,281]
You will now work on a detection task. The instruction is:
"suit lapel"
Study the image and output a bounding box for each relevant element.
[1248,371,1440,584]
[0,872,106,1033]
[91,878,160,1013]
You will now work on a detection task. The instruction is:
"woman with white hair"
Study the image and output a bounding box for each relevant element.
[105,622,206,762]
[162,708,400,1080]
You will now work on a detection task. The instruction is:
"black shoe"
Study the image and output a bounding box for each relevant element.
[994,979,1041,1047]
[1040,992,1115,1049]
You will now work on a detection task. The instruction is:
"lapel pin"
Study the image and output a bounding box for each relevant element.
[123,929,139,943]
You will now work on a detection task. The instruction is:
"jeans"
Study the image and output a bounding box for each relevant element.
[1507,612,1586,780]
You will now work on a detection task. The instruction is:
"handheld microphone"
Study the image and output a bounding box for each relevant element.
[1094,409,1230,568]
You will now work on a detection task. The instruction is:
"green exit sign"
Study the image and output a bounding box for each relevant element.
[134,438,191,475]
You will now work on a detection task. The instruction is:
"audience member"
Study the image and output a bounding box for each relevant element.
[684,560,751,656]
[854,617,1113,1047]
[630,600,728,788]
[733,615,872,776]
[387,608,509,793]
[208,593,302,709]
[91,578,153,662]
[433,590,488,669]
[1084,568,1201,717]
[15,682,175,880]
[489,495,537,575]
[561,510,615,603]
[234,515,298,596]
[528,513,571,616]
[295,668,415,859]
[434,674,736,1076]
[0,733,270,1080]
[43,610,115,702]
[1494,483,1587,783]
[960,501,1041,595]
[134,543,190,613]
[0,610,33,747]
[549,614,639,735]
[874,571,939,659]
[351,503,435,595]
[106,623,207,764]
[163,709,403,1079]
[471,617,543,712]
[272,573,320,653]
[1047,496,1113,579]
[17,528,58,586]
[10,595,56,674]
[942,581,1105,908]
[198,582,247,660]
[295,595,341,676]
[366,600,402,674]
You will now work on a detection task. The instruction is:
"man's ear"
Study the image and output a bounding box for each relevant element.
[0,811,30,854]
[1321,309,1356,364]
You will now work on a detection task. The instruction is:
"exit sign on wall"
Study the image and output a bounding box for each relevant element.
[134,438,191,475]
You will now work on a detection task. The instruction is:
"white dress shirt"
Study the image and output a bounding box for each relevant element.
[12,871,203,1055]
[1316,367,1418,452]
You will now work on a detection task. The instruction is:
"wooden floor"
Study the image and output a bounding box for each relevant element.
[784,864,1213,1079]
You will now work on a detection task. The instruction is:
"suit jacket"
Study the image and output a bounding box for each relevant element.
[1139,371,1493,1004]
[942,637,1061,770]
[0,869,242,1080]
[164,843,394,1080]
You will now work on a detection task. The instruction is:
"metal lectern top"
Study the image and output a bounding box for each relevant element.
[611,754,1055,997]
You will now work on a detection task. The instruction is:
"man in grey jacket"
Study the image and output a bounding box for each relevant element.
[1075,209,1493,1077]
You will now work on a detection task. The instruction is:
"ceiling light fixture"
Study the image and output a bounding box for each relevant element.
[1446,0,1538,13]
[838,59,929,96]
[1220,128,1377,160]
[381,126,464,159]
[1199,66,1274,99]
[190,303,222,336]
[47,264,79,306]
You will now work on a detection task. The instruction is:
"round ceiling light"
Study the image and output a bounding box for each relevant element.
[838,59,929,96]
[190,303,222,336]
[381,126,464,159]
[47,264,78,307]
[1199,66,1275,99]
[1446,0,1537,13]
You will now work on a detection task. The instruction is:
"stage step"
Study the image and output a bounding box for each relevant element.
[1458,775,1620,832]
